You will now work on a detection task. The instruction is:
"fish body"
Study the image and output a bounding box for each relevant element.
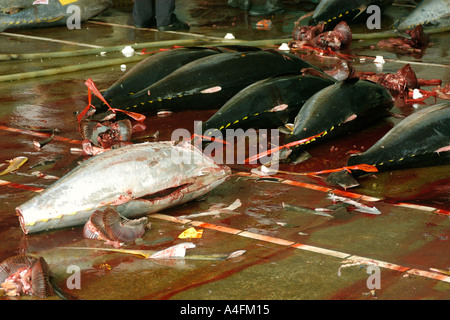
[309,0,394,29]
[285,78,393,158]
[92,46,263,116]
[0,0,111,32]
[16,141,231,234]
[347,101,450,174]
[202,75,335,137]
[94,47,224,111]
[395,0,450,31]
[91,50,324,117]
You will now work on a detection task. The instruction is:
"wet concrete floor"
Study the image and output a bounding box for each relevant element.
[0,0,449,302]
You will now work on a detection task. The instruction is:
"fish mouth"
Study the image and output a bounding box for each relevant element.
[140,183,194,202]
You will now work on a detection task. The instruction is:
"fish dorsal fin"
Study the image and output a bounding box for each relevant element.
[342,77,359,85]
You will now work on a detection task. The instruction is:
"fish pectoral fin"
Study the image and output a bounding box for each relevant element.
[200,86,222,94]
[353,4,368,19]
[342,77,359,85]
[269,104,289,113]
[284,123,294,134]
[47,16,65,23]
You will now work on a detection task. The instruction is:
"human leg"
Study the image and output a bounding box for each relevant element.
[227,0,251,10]
[132,0,156,28]
[155,0,190,31]
[248,0,284,16]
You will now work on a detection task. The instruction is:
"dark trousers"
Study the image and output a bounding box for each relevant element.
[133,0,176,28]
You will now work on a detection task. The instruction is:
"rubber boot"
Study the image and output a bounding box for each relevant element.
[249,0,284,16]
[228,0,251,10]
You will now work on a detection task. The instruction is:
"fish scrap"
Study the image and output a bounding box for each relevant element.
[83,207,149,248]
[327,193,381,215]
[355,63,420,95]
[291,21,352,52]
[0,255,53,298]
[377,25,430,54]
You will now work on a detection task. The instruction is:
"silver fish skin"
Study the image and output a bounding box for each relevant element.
[0,0,111,32]
[396,0,450,30]
[16,141,231,234]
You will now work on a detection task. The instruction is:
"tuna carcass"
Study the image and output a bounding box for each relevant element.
[0,0,112,31]
[308,0,394,29]
[16,141,231,234]
[284,78,394,160]
[395,0,450,31]
[87,50,326,120]
[346,101,450,175]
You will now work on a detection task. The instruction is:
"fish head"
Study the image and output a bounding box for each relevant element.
[198,163,232,186]
[176,141,232,187]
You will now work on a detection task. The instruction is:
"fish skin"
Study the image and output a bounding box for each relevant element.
[285,78,394,158]
[202,74,335,137]
[16,141,231,234]
[309,0,394,29]
[0,0,111,32]
[347,101,450,174]
[91,50,325,117]
[395,0,450,31]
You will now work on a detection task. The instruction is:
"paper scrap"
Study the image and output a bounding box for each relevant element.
[178,227,204,239]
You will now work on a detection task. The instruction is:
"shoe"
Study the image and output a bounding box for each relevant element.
[228,0,251,10]
[249,0,284,16]
[158,18,190,32]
